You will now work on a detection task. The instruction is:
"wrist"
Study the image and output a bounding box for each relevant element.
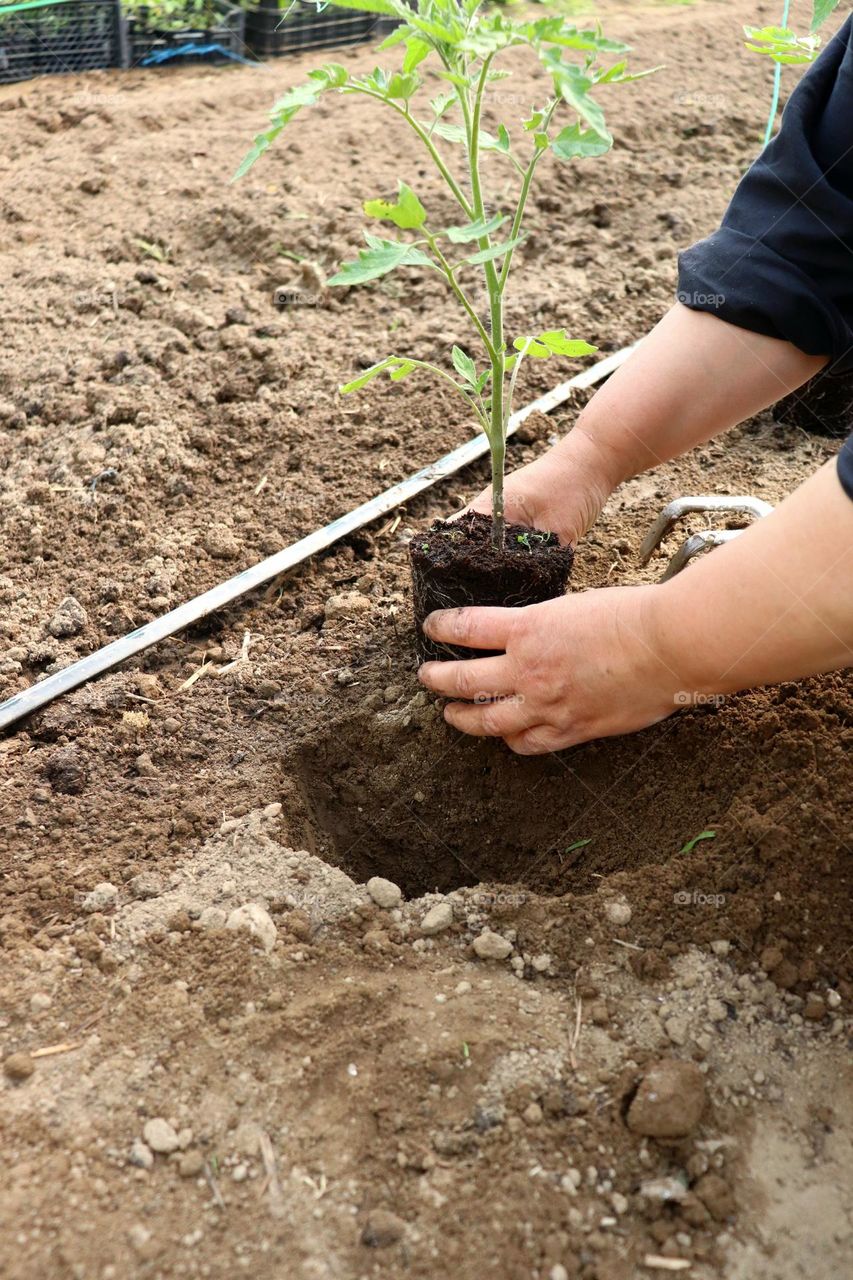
[642,576,720,702]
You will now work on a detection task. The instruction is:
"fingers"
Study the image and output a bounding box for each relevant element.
[418,655,515,701]
[503,726,570,756]
[443,695,537,739]
[423,606,516,652]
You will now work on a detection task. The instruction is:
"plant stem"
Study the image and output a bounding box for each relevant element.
[462,54,507,549]
[499,101,558,290]
[425,232,496,361]
[490,433,506,548]
[346,86,474,219]
[763,0,792,146]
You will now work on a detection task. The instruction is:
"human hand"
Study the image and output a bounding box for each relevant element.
[417,586,681,754]
[463,428,615,547]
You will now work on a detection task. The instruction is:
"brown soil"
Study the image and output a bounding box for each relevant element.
[1,3,851,1279]
[409,511,574,660]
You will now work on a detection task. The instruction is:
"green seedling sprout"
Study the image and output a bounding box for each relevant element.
[679,829,716,855]
[237,0,655,549]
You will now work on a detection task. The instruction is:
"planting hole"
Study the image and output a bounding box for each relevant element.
[286,708,739,899]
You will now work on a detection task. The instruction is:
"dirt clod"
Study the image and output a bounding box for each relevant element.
[3,1053,35,1082]
[626,1060,706,1139]
[46,595,88,637]
[361,1209,407,1248]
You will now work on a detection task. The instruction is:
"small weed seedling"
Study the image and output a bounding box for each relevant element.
[238,0,654,549]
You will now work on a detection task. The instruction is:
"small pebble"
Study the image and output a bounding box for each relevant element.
[366,877,403,910]
[3,1052,35,1082]
[225,903,277,952]
[420,901,453,935]
[473,929,513,961]
[142,1118,180,1155]
[129,1139,154,1170]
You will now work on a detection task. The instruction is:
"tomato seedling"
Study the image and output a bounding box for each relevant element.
[238,0,654,548]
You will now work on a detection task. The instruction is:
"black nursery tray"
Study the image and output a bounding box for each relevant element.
[0,0,123,83]
[123,0,246,67]
[245,1,389,58]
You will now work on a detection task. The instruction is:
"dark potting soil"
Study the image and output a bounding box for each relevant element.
[408,510,574,661]
[773,367,853,438]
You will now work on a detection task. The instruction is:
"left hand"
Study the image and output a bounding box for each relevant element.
[417,587,683,755]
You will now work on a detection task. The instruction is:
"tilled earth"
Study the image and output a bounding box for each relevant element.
[1,2,851,1278]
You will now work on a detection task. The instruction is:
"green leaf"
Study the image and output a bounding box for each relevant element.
[364,181,426,230]
[428,91,456,123]
[386,70,421,100]
[743,25,820,64]
[402,36,431,74]
[679,830,716,855]
[324,0,399,13]
[340,357,398,393]
[551,122,613,160]
[444,213,507,243]
[437,70,470,89]
[431,120,509,154]
[513,330,598,358]
[496,123,511,153]
[594,61,661,86]
[811,0,840,32]
[523,110,544,132]
[525,18,629,56]
[463,236,524,265]
[565,838,593,853]
[542,50,609,140]
[234,63,348,178]
[377,23,413,52]
[328,234,434,286]
[340,355,415,393]
[452,346,477,386]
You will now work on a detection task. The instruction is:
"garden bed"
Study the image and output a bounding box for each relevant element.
[0,3,850,1278]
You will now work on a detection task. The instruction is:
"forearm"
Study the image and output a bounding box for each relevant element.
[548,303,828,491]
[650,461,853,696]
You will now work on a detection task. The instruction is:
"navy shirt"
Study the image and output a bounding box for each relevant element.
[677,16,853,500]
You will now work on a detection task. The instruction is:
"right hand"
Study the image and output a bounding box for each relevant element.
[464,434,614,547]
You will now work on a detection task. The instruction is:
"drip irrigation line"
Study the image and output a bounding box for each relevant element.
[0,344,636,732]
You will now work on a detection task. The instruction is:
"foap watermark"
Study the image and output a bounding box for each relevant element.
[672,91,728,111]
[273,287,324,309]
[470,890,528,909]
[473,692,525,705]
[677,289,726,310]
[673,890,726,908]
[674,691,727,708]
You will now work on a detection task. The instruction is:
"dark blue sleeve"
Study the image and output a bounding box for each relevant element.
[676,16,853,500]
